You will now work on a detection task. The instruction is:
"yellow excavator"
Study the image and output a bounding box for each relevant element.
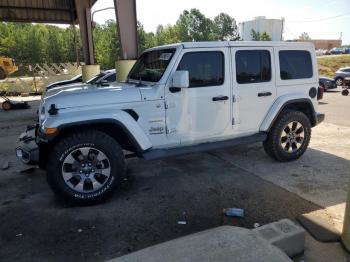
[0,57,18,80]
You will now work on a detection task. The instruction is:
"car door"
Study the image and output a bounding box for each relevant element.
[165,48,231,145]
[232,47,276,133]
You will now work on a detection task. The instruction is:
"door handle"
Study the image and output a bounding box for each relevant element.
[212,95,229,101]
[258,92,272,97]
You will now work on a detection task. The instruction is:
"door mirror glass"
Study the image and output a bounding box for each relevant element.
[172,70,189,88]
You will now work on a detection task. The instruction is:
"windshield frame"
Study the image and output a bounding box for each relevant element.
[128,48,177,84]
[86,72,106,84]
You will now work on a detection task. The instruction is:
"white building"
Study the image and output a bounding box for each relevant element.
[239,16,284,41]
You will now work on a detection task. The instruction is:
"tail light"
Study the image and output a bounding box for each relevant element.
[317,86,324,100]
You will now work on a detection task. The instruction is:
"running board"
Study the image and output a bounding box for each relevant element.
[142,133,267,161]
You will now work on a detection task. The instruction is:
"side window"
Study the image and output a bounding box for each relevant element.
[235,50,271,84]
[279,50,313,80]
[177,52,224,87]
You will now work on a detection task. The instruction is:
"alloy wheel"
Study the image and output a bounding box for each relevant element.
[61,147,111,193]
[280,121,305,153]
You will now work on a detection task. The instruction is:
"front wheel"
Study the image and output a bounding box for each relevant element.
[263,111,311,162]
[47,130,125,205]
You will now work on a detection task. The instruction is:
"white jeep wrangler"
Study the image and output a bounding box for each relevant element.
[16,41,324,204]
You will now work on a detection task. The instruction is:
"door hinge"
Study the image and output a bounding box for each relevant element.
[164,101,169,109]
[232,95,236,103]
[232,118,235,125]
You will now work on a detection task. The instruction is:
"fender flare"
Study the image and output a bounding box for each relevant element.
[42,109,152,152]
[260,95,316,132]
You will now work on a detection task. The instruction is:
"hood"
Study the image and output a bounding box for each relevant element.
[319,76,334,81]
[43,82,141,109]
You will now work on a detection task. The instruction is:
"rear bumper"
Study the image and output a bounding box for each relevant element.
[16,126,39,165]
[315,112,325,126]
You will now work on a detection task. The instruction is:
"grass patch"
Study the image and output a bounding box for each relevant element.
[317,55,350,78]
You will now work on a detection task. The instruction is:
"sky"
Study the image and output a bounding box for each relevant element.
[92,0,350,45]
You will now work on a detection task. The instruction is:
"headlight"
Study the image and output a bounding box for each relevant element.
[40,106,46,121]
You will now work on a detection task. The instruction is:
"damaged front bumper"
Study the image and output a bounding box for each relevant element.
[16,125,39,165]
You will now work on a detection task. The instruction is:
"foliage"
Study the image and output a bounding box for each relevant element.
[299,32,311,40]
[251,30,272,41]
[213,13,240,41]
[0,9,241,70]
[317,55,350,77]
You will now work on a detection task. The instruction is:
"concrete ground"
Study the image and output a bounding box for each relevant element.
[0,89,349,261]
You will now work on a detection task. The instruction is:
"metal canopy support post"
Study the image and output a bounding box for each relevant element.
[75,0,94,65]
[113,0,138,81]
[74,0,99,81]
[113,0,138,60]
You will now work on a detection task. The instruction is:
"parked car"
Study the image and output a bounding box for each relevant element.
[16,41,324,204]
[330,48,344,55]
[343,48,350,54]
[46,74,83,90]
[319,76,337,91]
[335,67,350,86]
[46,69,116,91]
[86,69,116,85]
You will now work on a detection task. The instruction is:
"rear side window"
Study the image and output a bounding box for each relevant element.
[279,50,313,80]
[177,52,224,87]
[236,50,271,84]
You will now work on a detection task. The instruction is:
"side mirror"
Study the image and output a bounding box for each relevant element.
[172,70,189,89]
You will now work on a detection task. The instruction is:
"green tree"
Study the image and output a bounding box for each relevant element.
[176,9,214,41]
[93,20,120,69]
[213,13,240,40]
[251,30,271,41]
[260,32,272,41]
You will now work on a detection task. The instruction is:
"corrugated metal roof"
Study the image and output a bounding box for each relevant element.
[0,0,97,24]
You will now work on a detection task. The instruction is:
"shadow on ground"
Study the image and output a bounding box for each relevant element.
[0,149,341,262]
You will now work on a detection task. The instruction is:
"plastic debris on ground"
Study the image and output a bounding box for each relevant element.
[222,208,244,218]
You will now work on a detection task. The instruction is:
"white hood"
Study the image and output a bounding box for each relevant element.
[43,82,142,109]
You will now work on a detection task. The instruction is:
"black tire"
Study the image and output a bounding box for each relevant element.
[47,130,125,205]
[263,110,311,162]
[342,89,349,96]
[335,77,343,86]
[2,100,12,110]
[0,68,6,80]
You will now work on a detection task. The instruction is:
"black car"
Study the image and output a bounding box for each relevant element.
[46,69,116,91]
[319,76,337,91]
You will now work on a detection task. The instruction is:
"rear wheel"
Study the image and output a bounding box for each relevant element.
[47,130,125,205]
[263,111,311,162]
[335,77,343,86]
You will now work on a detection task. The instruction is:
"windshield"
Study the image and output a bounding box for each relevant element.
[71,74,82,81]
[87,72,106,84]
[128,48,176,82]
